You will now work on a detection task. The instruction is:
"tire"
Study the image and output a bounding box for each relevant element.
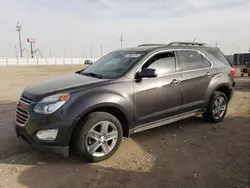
[241,73,244,77]
[74,112,123,162]
[248,73,250,77]
[203,91,228,123]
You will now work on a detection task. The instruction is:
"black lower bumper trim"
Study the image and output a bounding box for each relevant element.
[17,128,69,158]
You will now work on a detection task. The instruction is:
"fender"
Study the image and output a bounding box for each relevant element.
[204,72,233,105]
[64,89,134,126]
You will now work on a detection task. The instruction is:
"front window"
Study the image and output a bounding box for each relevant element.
[142,51,176,75]
[81,51,145,79]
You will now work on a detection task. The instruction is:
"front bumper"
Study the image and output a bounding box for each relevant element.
[16,125,69,157]
[14,96,80,157]
[14,111,78,158]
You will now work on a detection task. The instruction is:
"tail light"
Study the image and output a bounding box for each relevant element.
[230,67,236,79]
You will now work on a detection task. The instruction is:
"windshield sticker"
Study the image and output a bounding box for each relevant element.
[124,54,141,58]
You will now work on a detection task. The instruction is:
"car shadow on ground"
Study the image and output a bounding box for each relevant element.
[1,115,250,188]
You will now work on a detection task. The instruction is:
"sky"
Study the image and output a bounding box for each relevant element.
[0,0,250,57]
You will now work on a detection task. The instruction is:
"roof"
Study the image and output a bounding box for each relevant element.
[119,42,215,53]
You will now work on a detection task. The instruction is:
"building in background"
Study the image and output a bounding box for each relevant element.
[233,53,250,65]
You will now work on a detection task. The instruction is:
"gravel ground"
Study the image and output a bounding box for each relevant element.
[0,66,250,188]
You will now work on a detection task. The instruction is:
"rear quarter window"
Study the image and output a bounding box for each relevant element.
[177,50,205,71]
[206,48,231,66]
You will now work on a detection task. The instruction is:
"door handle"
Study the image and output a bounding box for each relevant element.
[170,79,180,85]
[206,72,211,76]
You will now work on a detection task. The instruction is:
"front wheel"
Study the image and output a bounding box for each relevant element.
[75,112,123,162]
[203,91,228,123]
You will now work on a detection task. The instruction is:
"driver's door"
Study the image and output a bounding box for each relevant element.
[133,51,182,127]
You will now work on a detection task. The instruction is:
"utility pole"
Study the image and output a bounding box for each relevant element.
[49,47,52,58]
[30,42,33,58]
[120,34,124,49]
[90,43,93,58]
[27,38,35,58]
[64,47,66,58]
[100,45,103,57]
[16,22,23,58]
[14,45,18,59]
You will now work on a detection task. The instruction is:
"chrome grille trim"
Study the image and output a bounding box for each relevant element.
[15,106,29,127]
[16,115,26,123]
[20,96,33,105]
[16,110,28,118]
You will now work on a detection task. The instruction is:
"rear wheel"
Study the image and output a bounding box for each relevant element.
[75,112,123,162]
[203,91,228,123]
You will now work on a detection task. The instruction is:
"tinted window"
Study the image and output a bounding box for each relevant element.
[143,52,176,75]
[177,50,204,71]
[206,48,231,66]
[202,56,212,68]
[82,51,144,78]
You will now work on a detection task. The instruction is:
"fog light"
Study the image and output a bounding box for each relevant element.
[36,129,58,140]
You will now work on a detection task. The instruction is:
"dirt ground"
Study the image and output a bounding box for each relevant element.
[0,66,250,188]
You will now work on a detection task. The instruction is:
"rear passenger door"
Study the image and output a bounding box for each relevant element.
[176,50,215,113]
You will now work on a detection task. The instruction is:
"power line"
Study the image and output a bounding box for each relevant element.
[16,21,23,58]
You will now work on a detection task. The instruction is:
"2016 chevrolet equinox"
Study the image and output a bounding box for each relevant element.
[15,42,235,162]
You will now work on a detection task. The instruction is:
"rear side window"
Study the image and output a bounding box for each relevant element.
[177,50,204,71]
[202,56,212,68]
[206,48,231,66]
[142,52,176,75]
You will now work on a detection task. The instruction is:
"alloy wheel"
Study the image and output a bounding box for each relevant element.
[212,96,226,119]
[85,121,118,157]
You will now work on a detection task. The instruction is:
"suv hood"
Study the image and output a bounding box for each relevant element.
[23,73,109,101]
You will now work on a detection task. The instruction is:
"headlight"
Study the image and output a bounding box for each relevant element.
[34,93,70,114]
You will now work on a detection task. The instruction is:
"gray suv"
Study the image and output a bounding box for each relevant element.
[15,42,235,162]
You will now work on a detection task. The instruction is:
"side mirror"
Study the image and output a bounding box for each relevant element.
[135,68,158,79]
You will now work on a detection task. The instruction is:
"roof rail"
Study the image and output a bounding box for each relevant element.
[168,42,211,47]
[138,44,166,47]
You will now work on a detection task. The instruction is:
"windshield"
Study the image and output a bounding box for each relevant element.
[81,51,145,79]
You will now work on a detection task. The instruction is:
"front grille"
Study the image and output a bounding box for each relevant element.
[20,95,33,105]
[15,106,29,126]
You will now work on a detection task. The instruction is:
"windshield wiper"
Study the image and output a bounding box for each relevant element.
[82,72,103,79]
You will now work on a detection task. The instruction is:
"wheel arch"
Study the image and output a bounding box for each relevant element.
[206,83,233,105]
[214,84,232,100]
[70,103,131,148]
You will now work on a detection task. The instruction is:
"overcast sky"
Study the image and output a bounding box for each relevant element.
[0,0,250,57]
